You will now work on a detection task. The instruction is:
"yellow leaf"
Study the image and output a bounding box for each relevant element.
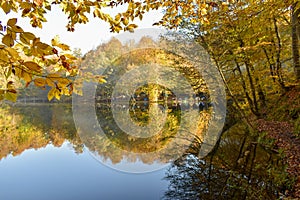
[5,91,17,102]
[1,1,11,14]
[115,13,121,21]
[22,70,32,82]
[34,0,44,7]
[23,61,42,72]
[47,73,61,79]
[34,78,46,87]
[23,32,36,40]
[5,47,19,59]
[93,9,104,19]
[48,87,56,101]
[62,87,70,95]
[51,35,60,46]
[201,8,207,15]
[20,32,36,44]
[57,78,71,87]
[46,77,55,87]
[98,78,107,83]
[55,89,61,100]
[0,49,9,62]
[7,18,17,27]
[7,81,14,89]
[11,25,23,33]
[2,34,14,47]
[51,35,70,50]
[57,43,70,51]
[64,54,77,60]
[36,42,51,50]
[127,24,138,32]
[122,18,129,26]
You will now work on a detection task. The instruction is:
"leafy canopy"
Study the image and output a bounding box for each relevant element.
[0,0,211,102]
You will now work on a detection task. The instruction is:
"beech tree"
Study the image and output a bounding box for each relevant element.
[0,0,211,102]
[0,0,299,102]
[171,0,299,116]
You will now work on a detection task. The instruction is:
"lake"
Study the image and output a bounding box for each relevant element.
[0,103,285,200]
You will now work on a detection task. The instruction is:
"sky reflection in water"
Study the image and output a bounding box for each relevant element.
[0,142,168,200]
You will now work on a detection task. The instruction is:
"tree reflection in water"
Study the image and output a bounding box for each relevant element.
[1,103,289,199]
[163,124,289,200]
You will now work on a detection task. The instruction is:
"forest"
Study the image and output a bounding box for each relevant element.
[0,0,300,199]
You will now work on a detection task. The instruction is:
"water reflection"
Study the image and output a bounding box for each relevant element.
[0,103,169,199]
[163,124,288,200]
[0,103,288,199]
[73,98,210,172]
[0,104,83,160]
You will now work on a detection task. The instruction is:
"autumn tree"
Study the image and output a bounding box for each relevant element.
[1,0,299,103]
[170,0,299,117]
[0,0,209,102]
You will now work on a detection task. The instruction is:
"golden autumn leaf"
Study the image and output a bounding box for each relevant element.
[23,61,42,72]
[55,88,61,100]
[21,70,32,83]
[34,0,44,7]
[0,49,9,62]
[20,32,36,44]
[11,25,24,33]
[5,47,19,59]
[45,77,55,87]
[22,32,36,40]
[2,34,14,47]
[5,91,17,102]
[51,35,70,51]
[7,18,17,26]
[1,1,11,14]
[34,78,46,87]
[47,87,56,101]
[127,24,138,32]
[57,78,71,87]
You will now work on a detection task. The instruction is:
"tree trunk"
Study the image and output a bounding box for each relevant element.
[292,3,300,80]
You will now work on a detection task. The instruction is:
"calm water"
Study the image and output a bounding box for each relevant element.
[0,104,169,200]
[0,103,286,200]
